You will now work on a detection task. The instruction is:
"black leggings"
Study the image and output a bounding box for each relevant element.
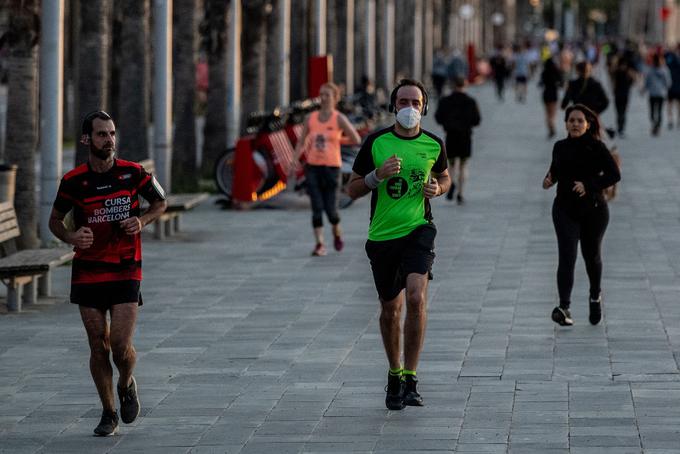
[650,96,664,129]
[615,94,629,133]
[305,165,341,228]
[552,201,609,306]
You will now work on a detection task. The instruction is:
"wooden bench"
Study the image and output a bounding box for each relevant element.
[0,202,74,312]
[137,159,209,239]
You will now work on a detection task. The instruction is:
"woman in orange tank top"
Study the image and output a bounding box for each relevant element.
[293,83,361,256]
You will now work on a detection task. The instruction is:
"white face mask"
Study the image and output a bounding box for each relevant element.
[396,106,421,129]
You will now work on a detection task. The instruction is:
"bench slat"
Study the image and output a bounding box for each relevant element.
[165,193,210,212]
[0,249,74,275]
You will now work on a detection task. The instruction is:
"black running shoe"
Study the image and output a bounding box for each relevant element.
[385,373,405,410]
[551,306,574,326]
[93,410,119,436]
[118,376,140,424]
[589,296,602,325]
[403,375,424,406]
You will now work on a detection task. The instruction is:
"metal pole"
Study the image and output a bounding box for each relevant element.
[40,0,64,246]
[315,0,327,55]
[280,0,291,106]
[153,0,172,192]
[385,0,395,88]
[365,0,376,83]
[346,0,355,93]
[227,0,242,146]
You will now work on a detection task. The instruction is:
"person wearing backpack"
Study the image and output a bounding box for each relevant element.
[434,77,481,204]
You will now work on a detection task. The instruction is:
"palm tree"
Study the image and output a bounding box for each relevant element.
[290,0,310,101]
[172,0,201,191]
[4,0,40,249]
[241,0,271,134]
[75,0,111,165]
[200,0,230,177]
[117,0,150,162]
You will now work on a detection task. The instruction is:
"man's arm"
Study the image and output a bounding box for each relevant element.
[347,172,373,200]
[423,169,451,199]
[49,208,93,249]
[120,199,168,235]
[348,154,402,200]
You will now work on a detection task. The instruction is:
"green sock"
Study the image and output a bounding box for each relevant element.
[388,367,403,376]
[403,369,417,377]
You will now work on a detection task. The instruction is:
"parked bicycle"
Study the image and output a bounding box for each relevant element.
[214,97,388,206]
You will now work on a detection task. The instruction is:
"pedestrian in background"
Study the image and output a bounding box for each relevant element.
[665,45,680,129]
[48,111,168,436]
[643,54,672,136]
[561,61,610,116]
[611,56,637,137]
[489,44,509,101]
[293,82,361,256]
[512,43,530,103]
[432,48,449,98]
[348,79,450,410]
[539,57,563,138]
[542,104,620,327]
[434,77,481,204]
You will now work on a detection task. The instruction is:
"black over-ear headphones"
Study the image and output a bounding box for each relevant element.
[388,79,429,116]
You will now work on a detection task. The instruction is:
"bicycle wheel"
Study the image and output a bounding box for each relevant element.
[214,148,235,199]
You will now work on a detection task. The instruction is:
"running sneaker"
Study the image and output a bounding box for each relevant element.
[456,194,465,205]
[93,410,119,436]
[118,376,140,424]
[589,295,602,325]
[385,373,405,410]
[403,375,424,406]
[551,306,574,326]
[311,243,327,256]
[333,235,344,252]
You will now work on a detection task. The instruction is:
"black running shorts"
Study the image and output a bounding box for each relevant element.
[71,280,143,309]
[365,224,436,302]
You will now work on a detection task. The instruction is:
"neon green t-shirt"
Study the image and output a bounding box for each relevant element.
[353,126,448,241]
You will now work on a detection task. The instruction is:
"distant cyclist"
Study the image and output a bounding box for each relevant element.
[293,83,361,256]
[348,79,450,410]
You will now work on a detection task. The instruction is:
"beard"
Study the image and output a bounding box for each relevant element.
[90,143,115,160]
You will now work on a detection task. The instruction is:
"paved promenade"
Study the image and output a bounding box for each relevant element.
[2,81,680,453]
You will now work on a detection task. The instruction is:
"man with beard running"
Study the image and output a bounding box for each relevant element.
[49,111,167,436]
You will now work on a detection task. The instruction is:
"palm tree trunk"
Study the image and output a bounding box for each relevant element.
[117,0,150,162]
[200,0,230,177]
[290,0,311,100]
[75,0,111,165]
[172,0,201,191]
[241,0,270,134]
[5,0,40,249]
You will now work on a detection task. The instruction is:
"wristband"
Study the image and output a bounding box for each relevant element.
[364,169,384,189]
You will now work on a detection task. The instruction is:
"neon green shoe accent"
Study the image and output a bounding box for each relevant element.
[403,369,417,376]
[388,367,403,376]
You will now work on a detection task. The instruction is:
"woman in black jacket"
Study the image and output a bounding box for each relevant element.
[542,104,621,326]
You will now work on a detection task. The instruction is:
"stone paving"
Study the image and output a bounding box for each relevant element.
[2,79,680,453]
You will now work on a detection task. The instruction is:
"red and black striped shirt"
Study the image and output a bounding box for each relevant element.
[53,159,166,284]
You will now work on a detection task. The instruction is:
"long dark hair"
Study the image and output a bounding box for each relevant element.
[564,103,601,140]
